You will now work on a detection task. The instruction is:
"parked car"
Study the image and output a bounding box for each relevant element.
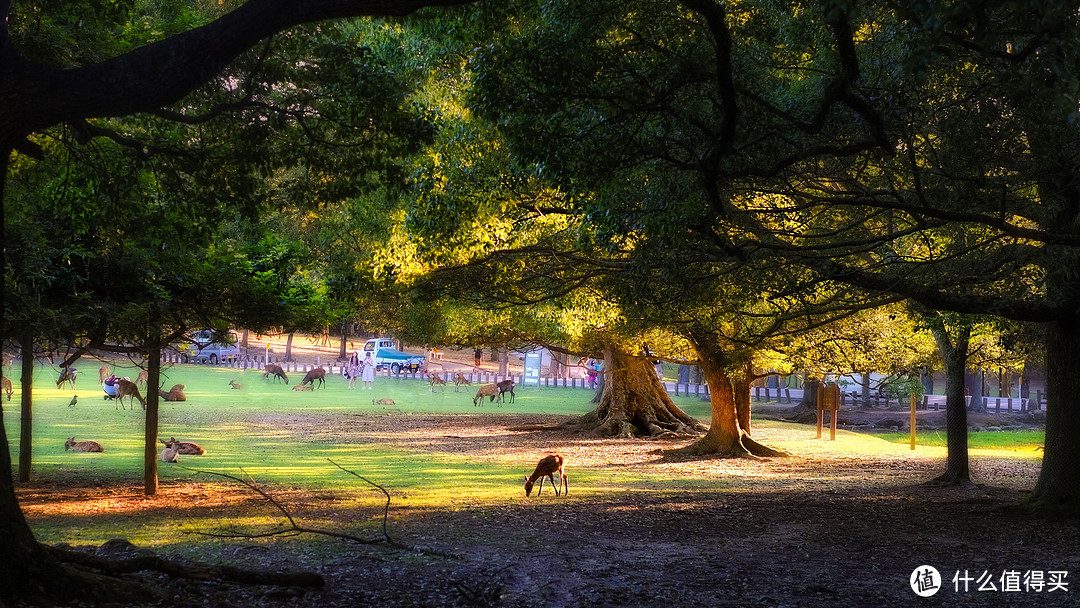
[181,330,242,364]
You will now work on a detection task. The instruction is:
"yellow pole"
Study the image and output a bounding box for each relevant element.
[910,393,917,450]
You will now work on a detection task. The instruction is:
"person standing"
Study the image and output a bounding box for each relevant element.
[361,352,375,389]
[347,352,361,390]
[474,347,483,369]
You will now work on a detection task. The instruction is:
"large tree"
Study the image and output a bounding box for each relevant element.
[468,0,1080,514]
[1,0,477,602]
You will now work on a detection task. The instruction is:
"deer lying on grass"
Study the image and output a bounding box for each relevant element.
[263,364,289,384]
[1,376,11,402]
[99,364,110,385]
[161,384,186,402]
[373,398,396,405]
[453,372,472,392]
[229,379,243,390]
[301,367,327,389]
[161,437,206,455]
[292,384,313,391]
[429,372,447,392]
[524,454,567,497]
[160,439,180,463]
[116,378,146,410]
[65,437,105,452]
[56,367,78,389]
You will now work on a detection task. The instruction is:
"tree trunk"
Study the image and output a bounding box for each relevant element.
[590,358,605,404]
[143,327,162,495]
[927,321,972,486]
[1027,320,1080,515]
[339,323,348,360]
[670,332,786,458]
[18,334,33,482]
[498,348,509,376]
[1,363,159,603]
[284,332,295,362]
[968,368,986,413]
[562,345,704,438]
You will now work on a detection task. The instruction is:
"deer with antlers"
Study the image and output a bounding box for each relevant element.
[524,454,567,497]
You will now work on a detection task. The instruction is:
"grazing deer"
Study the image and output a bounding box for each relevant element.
[428,372,447,392]
[99,364,110,385]
[292,384,313,391]
[524,454,567,497]
[496,379,516,404]
[116,378,146,410]
[263,364,289,384]
[160,439,180,463]
[300,367,327,389]
[228,379,243,390]
[1,376,11,402]
[453,372,472,392]
[473,383,499,406]
[65,437,105,453]
[160,384,186,402]
[162,437,206,455]
[135,369,148,389]
[56,367,78,389]
[373,397,396,405]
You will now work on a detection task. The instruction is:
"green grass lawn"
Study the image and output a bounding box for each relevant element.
[4,362,1045,552]
[3,362,713,486]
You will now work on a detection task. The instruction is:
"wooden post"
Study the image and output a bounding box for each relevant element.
[910,394,917,450]
[817,383,840,440]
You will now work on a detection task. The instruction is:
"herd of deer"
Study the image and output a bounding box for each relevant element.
[56,360,565,497]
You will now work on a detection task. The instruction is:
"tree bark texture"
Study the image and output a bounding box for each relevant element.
[670,330,786,458]
[928,322,972,486]
[1029,320,1080,515]
[1,0,479,149]
[18,334,33,482]
[563,345,704,438]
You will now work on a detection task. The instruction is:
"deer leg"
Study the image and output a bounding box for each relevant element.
[548,474,558,496]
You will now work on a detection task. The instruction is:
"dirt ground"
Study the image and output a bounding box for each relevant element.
[17,406,1077,608]
[14,337,1073,607]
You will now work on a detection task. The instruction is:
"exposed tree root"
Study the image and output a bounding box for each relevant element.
[47,540,325,588]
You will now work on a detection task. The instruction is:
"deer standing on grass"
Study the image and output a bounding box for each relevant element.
[300,367,327,389]
[496,379,516,404]
[453,372,472,392]
[116,378,146,410]
[524,454,567,497]
[1,376,11,402]
[473,383,499,406]
[56,367,78,389]
[429,372,447,392]
[264,364,289,384]
[98,364,110,385]
[135,369,148,389]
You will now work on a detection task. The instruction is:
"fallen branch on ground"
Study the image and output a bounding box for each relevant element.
[182,462,458,558]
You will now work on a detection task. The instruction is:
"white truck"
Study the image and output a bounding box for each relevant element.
[362,338,425,374]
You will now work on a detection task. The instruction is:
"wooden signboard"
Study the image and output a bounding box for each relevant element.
[817,383,841,440]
